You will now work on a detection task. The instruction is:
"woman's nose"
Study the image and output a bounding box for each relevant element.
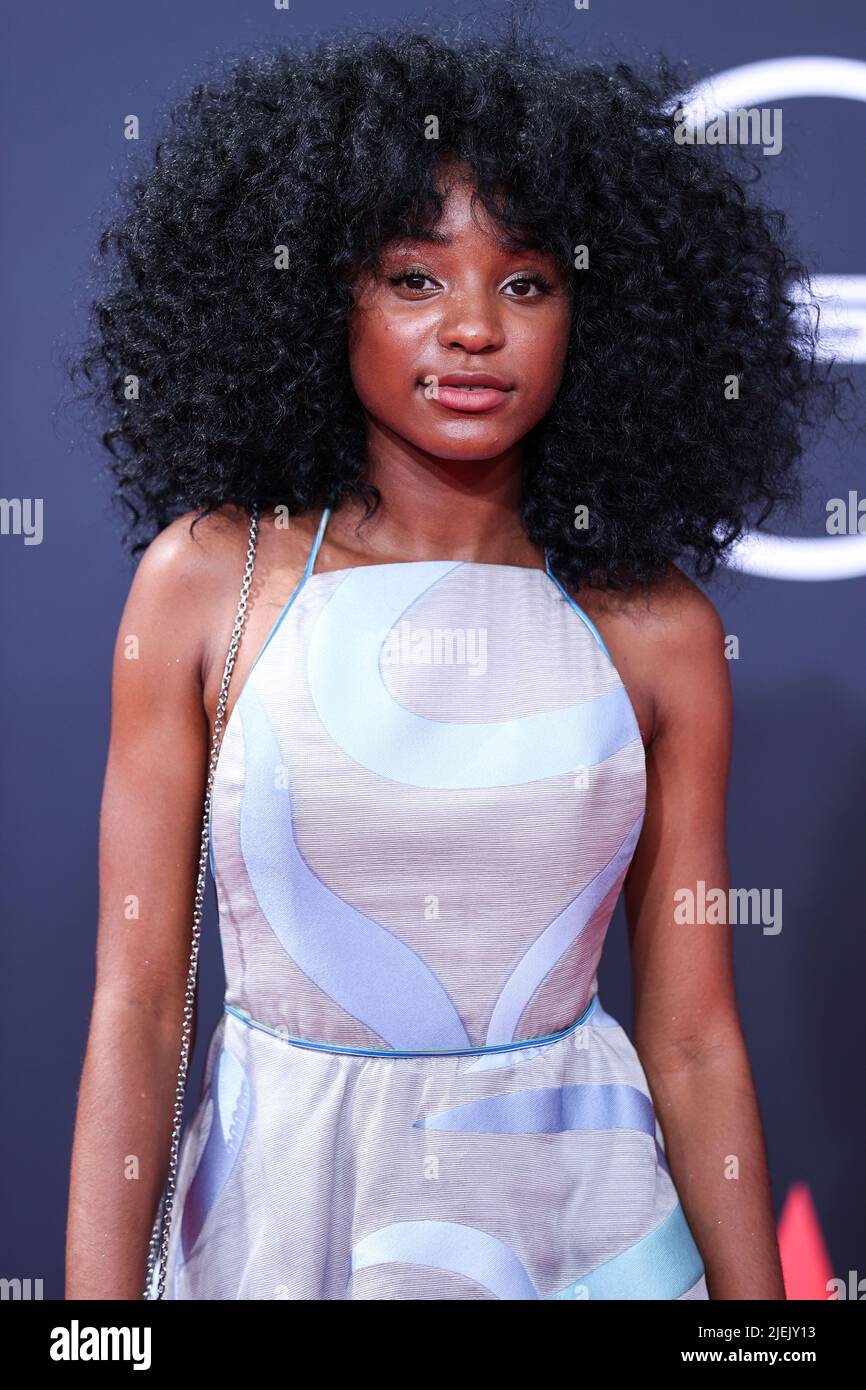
[436,292,506,354]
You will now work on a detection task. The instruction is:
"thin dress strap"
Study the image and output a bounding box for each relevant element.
[543,546,612,661]
[303,506,332,579]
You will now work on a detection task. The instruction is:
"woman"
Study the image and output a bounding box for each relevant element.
[65,25,838,1300]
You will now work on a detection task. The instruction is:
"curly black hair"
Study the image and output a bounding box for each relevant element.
[65,14,849,590]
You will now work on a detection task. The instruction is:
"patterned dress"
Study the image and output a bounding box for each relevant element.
[158,506,708,1300]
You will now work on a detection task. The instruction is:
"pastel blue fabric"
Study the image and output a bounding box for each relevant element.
[238,683,472,1050]
[307,561,640,788]
[413,1082,657,1137]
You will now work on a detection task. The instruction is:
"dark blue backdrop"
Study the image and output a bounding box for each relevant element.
[2,0,864,1299]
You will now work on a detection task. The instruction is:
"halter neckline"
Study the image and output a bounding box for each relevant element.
[303,505,558,582]
[293,505,610,659]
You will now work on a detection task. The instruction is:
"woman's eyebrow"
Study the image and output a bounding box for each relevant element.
[387,232,549,257]
[389,230,453,249]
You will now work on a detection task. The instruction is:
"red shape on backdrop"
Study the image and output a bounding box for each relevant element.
[778,1183,834,1300]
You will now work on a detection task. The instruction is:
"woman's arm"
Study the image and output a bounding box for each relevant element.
[622,569,786,1301]
[65,514,234,1299]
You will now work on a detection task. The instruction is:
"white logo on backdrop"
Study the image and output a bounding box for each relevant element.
[673,57,866,579]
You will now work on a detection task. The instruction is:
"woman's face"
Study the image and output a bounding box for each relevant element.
[347,176,573,465]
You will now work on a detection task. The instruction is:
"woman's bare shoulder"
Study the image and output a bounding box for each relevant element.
[111,506,259,687]
[126,505,313,619]
[582,560,725,653]
[578,561,728,747]
[123,504,320,683]
[131,504,254,593]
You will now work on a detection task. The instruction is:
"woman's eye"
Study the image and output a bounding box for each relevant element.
[389,270,437,292]
[503,274,554,298]
[386,269,555,296]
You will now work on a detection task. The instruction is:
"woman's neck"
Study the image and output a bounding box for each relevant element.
[333,424,540,567]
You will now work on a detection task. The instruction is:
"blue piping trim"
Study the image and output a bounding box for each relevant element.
[208,506,333,887]
[223,994,599,1058]
[543,550,612,660]
[303,505,331,578]
[243,506,332,678]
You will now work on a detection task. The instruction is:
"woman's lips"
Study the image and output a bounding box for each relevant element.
[434,385,510,412]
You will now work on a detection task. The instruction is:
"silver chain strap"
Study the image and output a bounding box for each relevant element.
[142,502,260,1299]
